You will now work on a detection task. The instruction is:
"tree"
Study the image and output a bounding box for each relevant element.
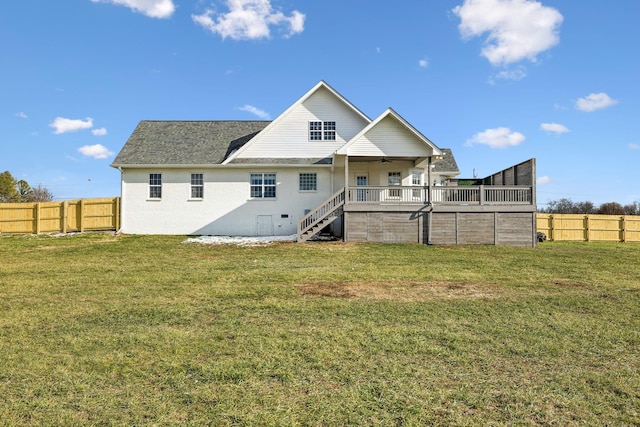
[0,171,20,202]
[0,171,54,203]
[27,184,54,202]
[623,202,640,216]
[574,201,595,214]
[598,202,625,215]
[545,198,576,214]
[16,180,32,202]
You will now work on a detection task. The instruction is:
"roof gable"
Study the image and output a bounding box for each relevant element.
[336,108,442,157]
[223,81,371,163]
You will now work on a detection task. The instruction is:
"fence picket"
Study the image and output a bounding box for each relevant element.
[0,198,120,234]
[536,213,640,243]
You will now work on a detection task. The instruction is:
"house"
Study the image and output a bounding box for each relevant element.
[111,81,537,246]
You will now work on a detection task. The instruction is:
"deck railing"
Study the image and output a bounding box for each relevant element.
[346,185,533,205]
[346,186,427,204]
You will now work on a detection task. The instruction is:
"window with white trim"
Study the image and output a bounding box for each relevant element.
[411,171,423,199]
[299,173,317,191]
[191,173,203,199]
[309,121,336,141]
[388,171,402,198]
[149,173,162,199]
[250,173,276,199]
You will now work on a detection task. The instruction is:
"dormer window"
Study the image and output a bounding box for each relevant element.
[309,121,336,141]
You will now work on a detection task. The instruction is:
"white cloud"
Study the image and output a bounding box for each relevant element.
[90,0,175,19]
[537,176,551,184]
[50,117,93,134]
[16,112,28,119]
[575,92,618,112]
[453,0,563,66]
[92,128,108,136]
[78,144,114,159]
[465,127,525,148]
[540,122,569,134]
[238,105,270,119]
[491,66,527,82]
[192,0,305,40]
[418,58,429,68]
[629,143,640,150]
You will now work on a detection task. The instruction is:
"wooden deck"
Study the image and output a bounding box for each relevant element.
[345,185,534,207]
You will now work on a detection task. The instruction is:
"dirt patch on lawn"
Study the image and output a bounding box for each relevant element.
[297,281,506,301]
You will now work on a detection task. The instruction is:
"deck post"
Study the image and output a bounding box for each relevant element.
[427,157,432,204]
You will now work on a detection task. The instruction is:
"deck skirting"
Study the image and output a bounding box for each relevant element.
[344,209,535,246]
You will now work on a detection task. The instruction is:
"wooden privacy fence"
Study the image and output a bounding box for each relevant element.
[0,198,120,235]
[537,213,640,242]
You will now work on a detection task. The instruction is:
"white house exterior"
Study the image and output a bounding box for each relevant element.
[112,81,537,245]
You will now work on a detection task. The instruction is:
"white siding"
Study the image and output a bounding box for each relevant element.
[120,167,333,235]
[347,116,434,157]
[237,86,369,159]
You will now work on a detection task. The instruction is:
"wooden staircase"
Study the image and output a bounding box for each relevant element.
[297,188,345,242]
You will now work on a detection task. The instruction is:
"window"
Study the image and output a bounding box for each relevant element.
[309,121,336,141]
[323,121,336,140]
[411,171,422,186]
[388,171,401,198]
[411,171,423,199]
[191,173,203,199]
[250,173,276,199]
[299,173,317,191]
[149,173,162,199]
[309,121,322,141]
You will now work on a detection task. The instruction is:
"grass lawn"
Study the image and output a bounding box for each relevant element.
[0,233,639,425]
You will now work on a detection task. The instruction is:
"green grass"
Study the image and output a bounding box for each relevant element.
[1,233,639,425]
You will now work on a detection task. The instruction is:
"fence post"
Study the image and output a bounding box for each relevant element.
[79,199,85,232]
[621,216,626,243]
[479,185,485,205]
[34,203,40,235]
[585,215,590,242]
[62,201,68,233]
[549,214,554,241]
[115,197,120,231]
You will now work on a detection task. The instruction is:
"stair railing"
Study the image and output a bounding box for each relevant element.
[297,188,345,240]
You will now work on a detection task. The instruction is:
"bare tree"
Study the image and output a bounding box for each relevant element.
[27,184,55,202]
[545,198,576,214]
[623,202,640,215]
[598,202,625,215]
[574,201,595,214]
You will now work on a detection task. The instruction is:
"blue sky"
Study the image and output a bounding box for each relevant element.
[1,0,638,207]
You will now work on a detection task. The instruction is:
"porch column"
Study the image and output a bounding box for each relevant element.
[344,155,349,198]
[427,156,432,204]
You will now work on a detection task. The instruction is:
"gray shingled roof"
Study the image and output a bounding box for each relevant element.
[111,120,270,166]
[432,148,459,174]
[112,120,459,172]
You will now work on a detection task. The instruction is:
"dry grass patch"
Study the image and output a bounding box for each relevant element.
[297,280,506,301]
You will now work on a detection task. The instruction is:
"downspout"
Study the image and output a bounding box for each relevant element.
[118,166,124,234]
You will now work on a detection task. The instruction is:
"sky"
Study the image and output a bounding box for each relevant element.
[1,0,639,207]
